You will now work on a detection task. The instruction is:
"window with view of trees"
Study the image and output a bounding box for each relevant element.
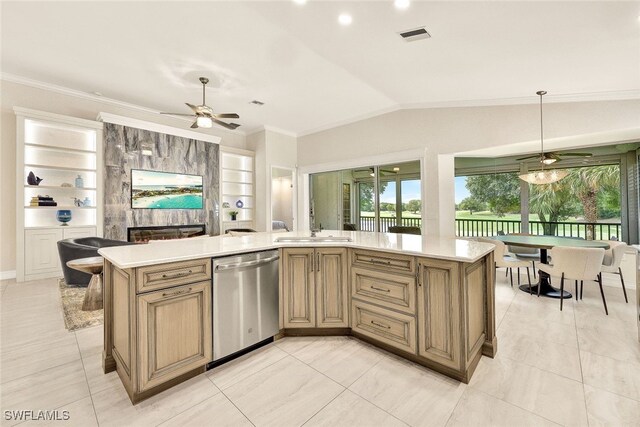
[455,164,621,240]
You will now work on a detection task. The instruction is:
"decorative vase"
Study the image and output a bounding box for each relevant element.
[83,196,91,207]
[56,210,72,226]
[75,174,84,188]
[230,214,237,221]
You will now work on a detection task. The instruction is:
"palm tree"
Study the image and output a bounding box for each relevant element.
[529,165,619,239]
[564,165,619,239]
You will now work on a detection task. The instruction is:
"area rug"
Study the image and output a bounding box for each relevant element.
[58,279,103,331]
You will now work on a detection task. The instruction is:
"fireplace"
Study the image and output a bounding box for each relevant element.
[127,224,206,243]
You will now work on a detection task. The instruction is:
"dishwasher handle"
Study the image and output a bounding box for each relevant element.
[215,255,280,271]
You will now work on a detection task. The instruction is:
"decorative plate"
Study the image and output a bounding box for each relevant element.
[235,200,244,208]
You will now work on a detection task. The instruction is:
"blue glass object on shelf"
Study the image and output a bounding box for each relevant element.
[83,196,91,207]
[235,200,244,208]
[56,210,72,226]
[75,174,84,188]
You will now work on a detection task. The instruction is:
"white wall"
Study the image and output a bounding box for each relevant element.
[298,99,640,236]
[248,129,297,231]
[0,80,248,276]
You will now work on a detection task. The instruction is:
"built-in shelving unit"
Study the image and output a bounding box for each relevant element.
[15,107,103,282]
[220,148,255,233]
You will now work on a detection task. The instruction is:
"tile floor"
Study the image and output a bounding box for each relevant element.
[0,271,638,427]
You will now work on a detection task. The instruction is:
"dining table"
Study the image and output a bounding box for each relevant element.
[494,235,610,299]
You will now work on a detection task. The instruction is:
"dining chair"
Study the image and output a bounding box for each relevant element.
[537,247,607,314]
[592,241,629,303]
[507,233,541,279]
[478,237,533,291]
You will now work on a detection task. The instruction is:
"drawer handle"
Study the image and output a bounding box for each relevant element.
[370,285,391,293]
[370,320,391,329]
[162,287,192,297]
[369,258,391,265]
[161,269,193,279]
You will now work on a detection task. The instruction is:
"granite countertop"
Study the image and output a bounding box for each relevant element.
[98,230,496,269]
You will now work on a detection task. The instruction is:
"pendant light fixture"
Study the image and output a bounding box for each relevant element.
[519,91,568,185]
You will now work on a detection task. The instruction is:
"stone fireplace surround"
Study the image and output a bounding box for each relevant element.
[102,122,220,241]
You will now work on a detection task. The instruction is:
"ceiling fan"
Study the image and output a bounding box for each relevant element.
[354,167,399,177]
[161,77,240,130]
[516,151,593,165]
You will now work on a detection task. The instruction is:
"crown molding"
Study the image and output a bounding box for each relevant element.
[13,106,103,130]
[246,125,298,138]
[97,112,222,144]
[1,72,247,137]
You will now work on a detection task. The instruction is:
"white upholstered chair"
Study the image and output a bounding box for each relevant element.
[594,241,629,303]
[479,237,534,291]
[537,247,606,313]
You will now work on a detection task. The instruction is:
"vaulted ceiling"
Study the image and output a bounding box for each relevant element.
[2,1,639,135]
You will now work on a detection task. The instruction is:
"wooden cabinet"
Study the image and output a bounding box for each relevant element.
[316,248,349,328]
[282,248,316,328]
[416,258,462,370]
[137,282,211,391]
[281,247,348,329]
[104,258,212,403]
[351,266,416,315]
[352,299,416,353]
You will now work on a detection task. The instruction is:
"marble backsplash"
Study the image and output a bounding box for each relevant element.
[103,123,219,240]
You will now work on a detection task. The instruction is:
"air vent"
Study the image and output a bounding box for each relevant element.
[398,27,431,42]
[250,100,265,106]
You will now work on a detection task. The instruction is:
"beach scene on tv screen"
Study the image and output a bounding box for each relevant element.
[131,170,203,209]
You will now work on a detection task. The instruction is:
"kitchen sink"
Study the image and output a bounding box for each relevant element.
[274,236,353,243]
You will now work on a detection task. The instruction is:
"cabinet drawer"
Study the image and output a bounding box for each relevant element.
[351,249,414,274]
[351,267,416,314]
[351,300,416,354]
[136,258,211,293]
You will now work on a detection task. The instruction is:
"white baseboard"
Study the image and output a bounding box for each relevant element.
[0,270,17,280]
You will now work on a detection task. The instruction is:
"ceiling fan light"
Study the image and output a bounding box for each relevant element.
[196,116,212,128]
[519,169,568,185]
[541,157,557,165]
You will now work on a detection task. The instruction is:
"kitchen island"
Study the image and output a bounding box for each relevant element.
[99,231,496,403]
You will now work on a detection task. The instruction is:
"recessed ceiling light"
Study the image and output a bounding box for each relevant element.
[394,0,410,10]
[338,13,352,26]
[393,167,400,171]
[292,0,306,5]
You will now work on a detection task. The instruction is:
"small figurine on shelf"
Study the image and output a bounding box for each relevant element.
[229,210,238,221]
[27,171,43,186]
[222,202,230,208]
[56,210,72,226]
[72,197,84,207]
[75,174,84,188]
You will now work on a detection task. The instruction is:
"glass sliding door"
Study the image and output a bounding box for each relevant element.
[308,159,422,233]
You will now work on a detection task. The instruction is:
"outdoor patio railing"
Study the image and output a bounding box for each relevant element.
[455,218,622,240]
[357,217,621,240]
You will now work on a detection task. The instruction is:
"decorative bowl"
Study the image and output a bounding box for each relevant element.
[56,210,72,226]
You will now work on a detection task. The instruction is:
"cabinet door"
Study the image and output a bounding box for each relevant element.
[25,228,63,276]
[316,248,348,328]
[282,248,316,328]
[137,281,212,392]
[416,258,462,370]
[62,227,96,240]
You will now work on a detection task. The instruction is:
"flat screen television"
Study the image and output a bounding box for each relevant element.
[131,169,203,209]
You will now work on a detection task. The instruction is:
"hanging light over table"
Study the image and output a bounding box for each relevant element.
[519,91,568,185]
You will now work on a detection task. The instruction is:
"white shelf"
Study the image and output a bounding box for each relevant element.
[16,107,103,282]
[25,206,96,209]
[25,143,96,154]
[25,185,97,191]
[220,150,255,233]
[25,163,96,172]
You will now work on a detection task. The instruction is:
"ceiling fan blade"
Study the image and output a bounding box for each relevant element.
[211,118,240,130]
[516,155,540,161]
[559,153,593,157]
[190,120,199,129]
[160,112,196,117]
[186,103,201,113]
[213,113,240,119]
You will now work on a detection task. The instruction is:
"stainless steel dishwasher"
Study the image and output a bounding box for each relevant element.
[212,250,279,362]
